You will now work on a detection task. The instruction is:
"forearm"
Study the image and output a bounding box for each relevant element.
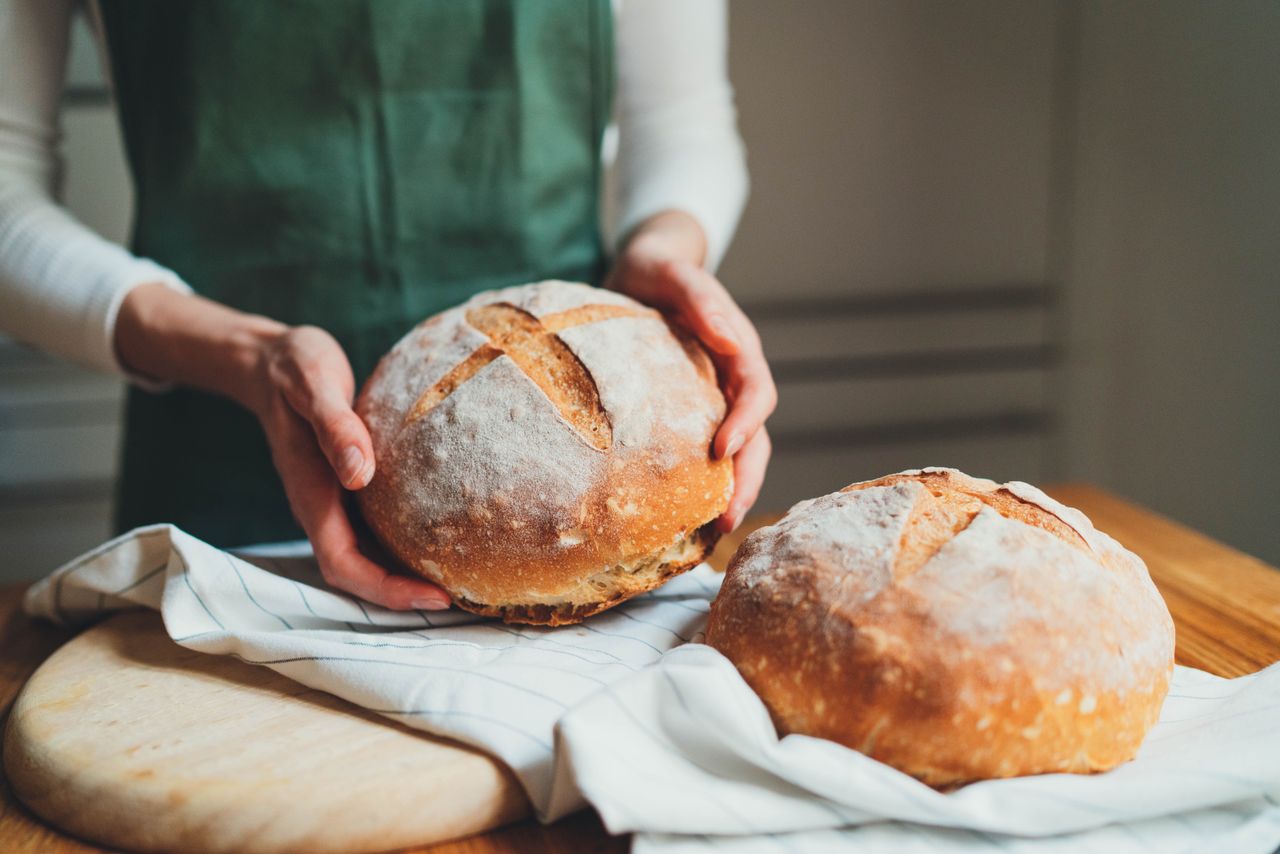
[114,283,284,415]
[0,0,199,375]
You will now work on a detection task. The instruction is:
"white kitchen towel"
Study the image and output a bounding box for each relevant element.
[557,641,1280,853]
[24,523,717,821]
[25,524,1280,852]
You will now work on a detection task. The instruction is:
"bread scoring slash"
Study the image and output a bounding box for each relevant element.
[707,467,1175,785]
[357,281,733,625]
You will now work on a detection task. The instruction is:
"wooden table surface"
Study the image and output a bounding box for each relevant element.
[3,484,1279,853]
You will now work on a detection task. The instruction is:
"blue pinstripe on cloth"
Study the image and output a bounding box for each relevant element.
[25,524,1280,853]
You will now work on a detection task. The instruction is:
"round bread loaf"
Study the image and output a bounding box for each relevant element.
[356,281,732,625]
[706,468,1174,785]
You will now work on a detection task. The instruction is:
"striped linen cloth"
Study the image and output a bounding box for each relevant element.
[25,524,1280,853]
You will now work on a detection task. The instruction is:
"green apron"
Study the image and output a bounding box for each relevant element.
[99,0,614,547]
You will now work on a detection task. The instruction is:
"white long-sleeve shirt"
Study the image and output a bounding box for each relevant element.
[0,0,748,377]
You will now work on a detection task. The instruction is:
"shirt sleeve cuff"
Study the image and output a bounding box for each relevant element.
[613,160,749,272]
[615,199,741,273]
[98,259,193,391]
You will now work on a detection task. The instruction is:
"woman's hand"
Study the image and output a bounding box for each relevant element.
[115,284,451,611]
[606,211,776,532]
[249,326,452,611]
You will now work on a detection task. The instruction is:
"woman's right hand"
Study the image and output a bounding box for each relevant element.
[249,326,452,611]
[115,283,451,611]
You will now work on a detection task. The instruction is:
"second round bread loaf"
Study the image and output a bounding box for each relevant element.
[706,468,1174,785]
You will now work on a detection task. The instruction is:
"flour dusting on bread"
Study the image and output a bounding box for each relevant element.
[707,467,1175,786]
[356,281,733,625]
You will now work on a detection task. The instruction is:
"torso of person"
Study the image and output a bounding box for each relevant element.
[100,0,614,547]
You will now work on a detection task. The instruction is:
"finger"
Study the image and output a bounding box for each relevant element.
[657,261,742,357]
[267,400,449,611]
[718,427,771,533]
[307,479,452,611]
[274,330,376,489]
[713,351,778,459]
[322,542,452,612]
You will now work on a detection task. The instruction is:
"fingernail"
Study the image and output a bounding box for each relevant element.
[722,432,745,459]
[413,597,451,611]
[339,446,365,486]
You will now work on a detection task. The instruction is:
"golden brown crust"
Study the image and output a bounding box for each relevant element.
[455,524,721,626]
[706,468,1175,785]
[846,469,1094,556]
[356,282,732,625]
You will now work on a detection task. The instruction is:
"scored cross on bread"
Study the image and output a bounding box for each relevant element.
[356,281,733,625]
[406,302,659,450]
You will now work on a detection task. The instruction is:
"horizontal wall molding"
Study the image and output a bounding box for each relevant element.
[740,283,1057,319]
[0,478,114,507]
[771,344,1059,382]
[1,421,121,488]
[0,398,121,429]
[747,284,1058,509]
[770,368,1044,435]
[771,409,1052,451]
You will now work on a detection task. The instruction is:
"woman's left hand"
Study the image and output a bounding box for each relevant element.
[606,211,776,533]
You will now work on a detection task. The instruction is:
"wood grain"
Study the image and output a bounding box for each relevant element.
[5,611,534,853]
[2,486,1278,853]
[0,600,621,854]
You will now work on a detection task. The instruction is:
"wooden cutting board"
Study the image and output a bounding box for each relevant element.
[3,610,530,854]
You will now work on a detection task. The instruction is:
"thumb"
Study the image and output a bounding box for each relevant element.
[272,327,377,490]
[278,374,376,490]
[307,388,377,490]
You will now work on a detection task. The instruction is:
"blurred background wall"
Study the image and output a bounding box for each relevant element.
[2,0,1277,581]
